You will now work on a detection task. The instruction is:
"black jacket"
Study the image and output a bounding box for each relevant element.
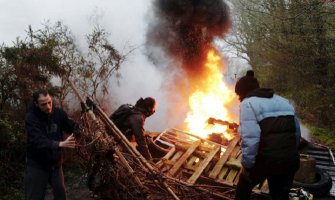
[112,106,152,160]
[25,104,76,170]
[239,88,300,174]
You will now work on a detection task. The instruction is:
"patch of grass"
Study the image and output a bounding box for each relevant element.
[307,125,335,150]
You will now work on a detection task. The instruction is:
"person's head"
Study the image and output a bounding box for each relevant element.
[135,97,157,117]
[235,70,260,102]
[33,89,53,114]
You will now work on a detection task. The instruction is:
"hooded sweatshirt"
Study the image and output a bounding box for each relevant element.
[111,105,152,160]
[25,104,76,170]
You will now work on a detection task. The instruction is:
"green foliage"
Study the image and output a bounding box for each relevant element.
[1,189,24,200]
[228,0,335,130]
[0,115,25,200]
[308,125,335,150]
[26,22,124,106]
[0,21,125,199]
[0,40,58,116]
[0,116,24,143]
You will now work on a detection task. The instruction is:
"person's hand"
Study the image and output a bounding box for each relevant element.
[59,134,76,148]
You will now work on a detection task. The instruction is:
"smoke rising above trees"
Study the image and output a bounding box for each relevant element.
[146,0,231,78]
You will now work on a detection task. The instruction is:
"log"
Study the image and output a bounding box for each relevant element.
[114,147,145,190]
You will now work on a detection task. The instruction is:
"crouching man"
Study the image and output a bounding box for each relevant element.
[110,97,157,160]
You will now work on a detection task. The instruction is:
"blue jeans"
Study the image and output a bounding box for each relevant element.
[25,159,66,200]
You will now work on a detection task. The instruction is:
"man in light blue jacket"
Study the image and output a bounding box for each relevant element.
[234,71,301,200]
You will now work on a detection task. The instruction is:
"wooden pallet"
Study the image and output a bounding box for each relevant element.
[154,129,240,185]
[154,128,269,195]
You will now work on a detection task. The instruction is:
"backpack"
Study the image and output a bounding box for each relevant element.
[110,104,135,128]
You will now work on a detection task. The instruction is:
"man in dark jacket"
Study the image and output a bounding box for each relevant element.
[25,89,77,200]
[234,71,301,200]
[110,97,157,160]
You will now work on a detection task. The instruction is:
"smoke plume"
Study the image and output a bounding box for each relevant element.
[146,0,231,79]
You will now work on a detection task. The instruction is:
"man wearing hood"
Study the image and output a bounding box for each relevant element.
[25,89,77,200]
[110,97,157,160]
[234,71,301,200]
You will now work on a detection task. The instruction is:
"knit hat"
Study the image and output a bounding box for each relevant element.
[235,70,260,101]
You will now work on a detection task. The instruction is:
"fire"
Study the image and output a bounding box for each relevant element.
[184,50,236,139]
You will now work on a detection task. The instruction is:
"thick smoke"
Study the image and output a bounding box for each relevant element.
[146,0,231,78]
[145,0,232,129]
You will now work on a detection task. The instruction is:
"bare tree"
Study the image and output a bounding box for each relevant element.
[77,25,123,105]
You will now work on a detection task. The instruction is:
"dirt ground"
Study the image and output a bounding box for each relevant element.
[45,172,93,200]
[46,182,93,200]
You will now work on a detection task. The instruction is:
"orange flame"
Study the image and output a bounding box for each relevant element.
[184,50,236,139]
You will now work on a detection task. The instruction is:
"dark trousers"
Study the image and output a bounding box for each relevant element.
[25,159,66,200]
[235,168,295,200]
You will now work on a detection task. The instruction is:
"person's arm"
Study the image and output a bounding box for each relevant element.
[59,109,77,148]
[26,112,76,149]
[239,101,261,170]
[128,114,152,160]
[59,134,76,148]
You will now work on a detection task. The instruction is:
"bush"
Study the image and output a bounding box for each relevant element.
[0,117,26,199]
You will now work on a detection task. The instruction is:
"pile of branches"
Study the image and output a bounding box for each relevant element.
[74,100,235,200]
[70,82,235,200]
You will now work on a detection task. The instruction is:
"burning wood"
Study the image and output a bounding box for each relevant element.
[207,117,238,132]
[206,117,239,146]
[67,43,273,199]
[183,50,238,140]
[69,80,251,199]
